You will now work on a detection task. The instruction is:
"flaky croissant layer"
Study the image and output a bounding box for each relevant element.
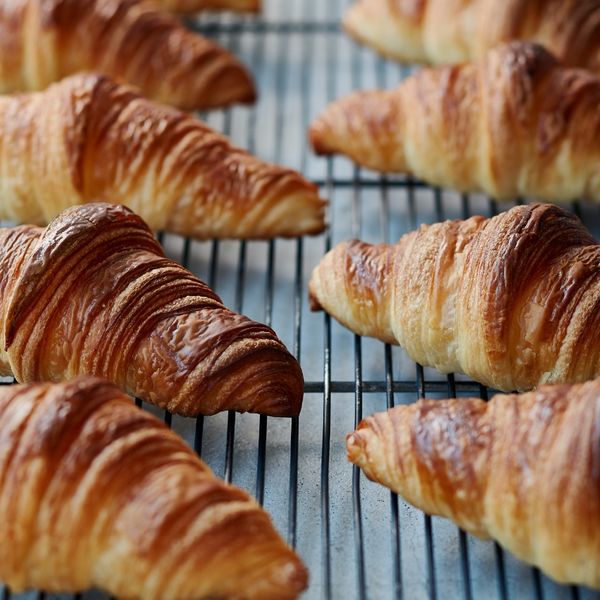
[0,377,308,599]
[0,73,325,239]
[311,42,600,202]
[0,203,304,417]
[0,0,255,110]
[344,0,600,75]
[348,379,600,588]
[309,203,600,391]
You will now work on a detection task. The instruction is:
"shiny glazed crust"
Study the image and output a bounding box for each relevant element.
[0,377,308,599]
[0,0,256,110]
[0,73,326,238]
[343,0,600,74]
[310,42,600,202]
[309,203,600,391]
[347,379,600,588]
[0,203,305,417]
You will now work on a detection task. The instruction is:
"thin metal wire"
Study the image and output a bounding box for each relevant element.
[244,10,269,508]
[533,568,544,600]
[320,157,334,599]
[447,374,473,600]
[378,130,403,600]
[255,239,274,506]
[417,364,437,600]
[349,165,367,600]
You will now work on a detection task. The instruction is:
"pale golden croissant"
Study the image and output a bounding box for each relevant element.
[0,73,325,239]
[0,0,256,110]
[347,379,600,589]
[344,0,600,74]
[0,377,308,599]
[0,203,305,417]
[309,203,600,392]
[310,42,600,202]
[158,0,260,12]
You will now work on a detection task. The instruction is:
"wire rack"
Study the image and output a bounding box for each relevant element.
[2,1,600,599]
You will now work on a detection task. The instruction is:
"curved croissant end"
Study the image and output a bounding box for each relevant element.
[343,0,431,63]
[343,0,600,75]
[0,203,304,417]
[0,378,308,599]
[310,89,409,173]
[310,203,600,392]
[0,74,326,239]
[347,379,600,588]
[0,0,255,111]
[310,42,600,202]
[308,239,397,344]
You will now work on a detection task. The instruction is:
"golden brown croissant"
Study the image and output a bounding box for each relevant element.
[347,379,600,589]
[158,0,260,12]
[0,377,307,599]
[0,73,325,239]
[309,203,600,392]
[0,0,255,110]
[0,203,304,417]
[310,42,600,202]
[344,0,600,74]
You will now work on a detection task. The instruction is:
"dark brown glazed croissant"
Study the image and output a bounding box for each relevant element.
[310,42,600,202]
[158,0,260,12]
[0,203,304,417]
[347,379,600,589]
[0,73,326,239]
[309,203,600,391]
[343,0,600,75]
[0,377,308,599]
[0,0,255,110]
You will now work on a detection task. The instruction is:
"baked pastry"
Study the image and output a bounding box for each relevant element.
[343,0,600,74]
[0,203,304,417]
[0,0,255,110]
[0,377,308,599]
[158,0,260,12]
[310,42,600,202]
[0,73,325,239]
[309,203,600,392]
[347,378,600,589]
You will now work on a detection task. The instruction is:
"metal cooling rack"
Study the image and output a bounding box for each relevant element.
[2,0,600,598]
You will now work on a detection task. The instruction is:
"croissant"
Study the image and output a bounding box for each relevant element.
[309,203,600,392]
[158,0,260,12]
[0,73,325,239]
[347,379,600,589]
[0,377,307,599]
[343,0,600,73]
[0,203,304,417]
[0,0,255,111]
[310,42,600,202]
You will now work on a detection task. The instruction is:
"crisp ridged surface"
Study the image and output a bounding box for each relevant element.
[310,42,600,202]
[0,73,326,239]
[157,0,260,12]
[343,0,600,73]
[0,203,304,417]
[0,377,308,599]
[309,203,600,392]
[0,0,256,110]
[347,379,600,588]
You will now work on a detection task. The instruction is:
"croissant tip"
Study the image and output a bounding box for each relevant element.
[308,121,332,156]
[307,285,323,311]
[346,431,364,463]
